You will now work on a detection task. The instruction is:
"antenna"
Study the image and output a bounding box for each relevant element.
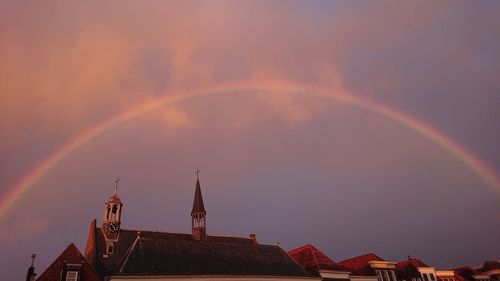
[30,254,36,267]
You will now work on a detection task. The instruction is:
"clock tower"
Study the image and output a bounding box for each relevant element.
[102,178,122,250]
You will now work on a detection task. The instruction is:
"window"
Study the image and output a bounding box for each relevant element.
[383,270,390,281]
[107,244,114,254]
[430,274,435,281]
[66,271,78,281]
[423,274,429,281]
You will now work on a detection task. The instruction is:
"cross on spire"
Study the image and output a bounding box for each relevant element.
[195,169,200,180]
[114,177,120,195]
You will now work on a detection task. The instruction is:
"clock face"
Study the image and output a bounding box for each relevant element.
[107,223,119,233]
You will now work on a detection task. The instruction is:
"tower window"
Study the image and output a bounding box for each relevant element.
[106,243,114,254]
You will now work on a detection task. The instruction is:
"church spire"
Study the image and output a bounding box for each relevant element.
[191,170,206,215]
[191,170,207,240]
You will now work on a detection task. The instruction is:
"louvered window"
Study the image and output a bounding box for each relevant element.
[66,271,78,281]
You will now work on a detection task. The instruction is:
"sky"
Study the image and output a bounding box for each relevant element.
[0,1,499,279]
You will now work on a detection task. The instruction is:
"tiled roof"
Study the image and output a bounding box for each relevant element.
[36,243,101,281]
[396,258,430,280]
[88,227,308,277]
[454,266,482,281]
[480,260,500,272]
[191,179,206,214]
[397,258,429,269]
[288,244,347,275]
[338,253,385,276]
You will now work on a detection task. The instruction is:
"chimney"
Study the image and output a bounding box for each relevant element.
[249,233,258,244]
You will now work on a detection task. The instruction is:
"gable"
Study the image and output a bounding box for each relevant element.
[36,243,101,281]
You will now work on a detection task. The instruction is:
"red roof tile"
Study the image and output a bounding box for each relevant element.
[288,244,347,275]
[338,253,385,275]
[396,258,431,281]
[36,243,101,281]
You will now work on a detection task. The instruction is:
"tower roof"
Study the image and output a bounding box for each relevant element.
[191,178,206,215]
[107,178,122,204]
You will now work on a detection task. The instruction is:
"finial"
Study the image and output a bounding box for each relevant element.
[30,254,36,267]
[195,169,200,180]
[407,254,411,260]
[114,177,120,195]
[277,241,281,248]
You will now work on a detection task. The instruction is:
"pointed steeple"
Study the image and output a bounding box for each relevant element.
[191,170,207,240]
[191,174,206,215]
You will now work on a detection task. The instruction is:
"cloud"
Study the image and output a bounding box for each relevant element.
[158,107,195,131]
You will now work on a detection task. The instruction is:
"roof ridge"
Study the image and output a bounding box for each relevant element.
[208,233,252,239]
[43,244,79,270]
[339,252,384,264]
[310,245,321,269]
[106,228,192,235]
[288,243,315,254]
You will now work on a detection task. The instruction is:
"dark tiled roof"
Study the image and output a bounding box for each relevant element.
[288,244,347,275]
[191,179,206,214]
[338,253,385,276]
[454,266,482,281]
[92,227,308,277]
[397,258,429,269]
[480,260,500,272]
[36,243,101,281]
[396,258,430,281]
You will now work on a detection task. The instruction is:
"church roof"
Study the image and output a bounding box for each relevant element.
[288,244,347,275]
[89,227,309,277]
[36,243,101,281]
[338,253,385,276]
[191,178,206,214]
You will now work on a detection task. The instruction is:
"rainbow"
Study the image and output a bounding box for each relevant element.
[1,81,498,221]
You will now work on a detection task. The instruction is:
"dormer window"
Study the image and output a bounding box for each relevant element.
[62,263,81,281]
[65,271,78,281]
